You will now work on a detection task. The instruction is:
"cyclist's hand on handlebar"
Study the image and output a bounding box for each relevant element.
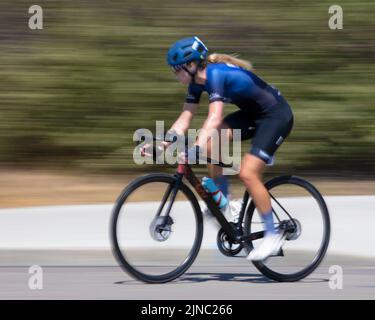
[140,141,170,158]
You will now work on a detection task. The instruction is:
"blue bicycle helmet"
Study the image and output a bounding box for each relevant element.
[167,36,209,69]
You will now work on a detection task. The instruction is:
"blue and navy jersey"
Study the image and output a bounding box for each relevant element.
[186,63,283,114]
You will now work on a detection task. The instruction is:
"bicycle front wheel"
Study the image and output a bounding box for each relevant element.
[111,173,203,283]
[244,175,330,282]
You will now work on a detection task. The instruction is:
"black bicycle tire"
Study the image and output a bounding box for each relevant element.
[243,175,331,282]
[110,173,204,284]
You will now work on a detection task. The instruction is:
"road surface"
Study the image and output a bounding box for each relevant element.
[0,250,374,299]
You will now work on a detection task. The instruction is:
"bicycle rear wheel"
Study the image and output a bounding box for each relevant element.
[111,173,203,283]
[243,175,330,282]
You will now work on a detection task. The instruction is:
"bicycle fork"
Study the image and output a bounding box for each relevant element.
[149,172,183,238]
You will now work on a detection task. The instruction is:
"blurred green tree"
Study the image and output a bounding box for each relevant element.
[0,0,373,176]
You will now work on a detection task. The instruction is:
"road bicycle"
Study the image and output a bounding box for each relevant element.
[111,137,330,283]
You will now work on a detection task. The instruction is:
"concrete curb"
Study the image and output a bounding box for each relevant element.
[0,196,373,258]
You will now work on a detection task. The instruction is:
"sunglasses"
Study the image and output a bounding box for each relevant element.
[171,64,186,73]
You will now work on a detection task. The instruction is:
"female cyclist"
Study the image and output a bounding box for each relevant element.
[165,36,294,261]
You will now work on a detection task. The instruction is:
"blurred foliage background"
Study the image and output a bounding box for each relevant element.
[0,0,374,177]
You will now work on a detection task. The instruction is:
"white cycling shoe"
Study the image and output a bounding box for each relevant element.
[247,231,286,261]
[228,199,243,223]
[203,199,243,224]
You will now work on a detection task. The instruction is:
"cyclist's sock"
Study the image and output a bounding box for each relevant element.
[262,209,276,236]
[214,175,229,198]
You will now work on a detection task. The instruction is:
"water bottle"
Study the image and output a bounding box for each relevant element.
[201,177,228,210]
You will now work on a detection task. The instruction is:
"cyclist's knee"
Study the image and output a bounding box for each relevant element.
[239,154,265,184]
[239,168,259,184]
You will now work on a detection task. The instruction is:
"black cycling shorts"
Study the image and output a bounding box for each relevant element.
[223,100,294,165]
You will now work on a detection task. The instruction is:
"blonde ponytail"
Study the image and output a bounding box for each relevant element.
[207,53,253,70]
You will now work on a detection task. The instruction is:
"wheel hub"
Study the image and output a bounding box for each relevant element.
[149,216,174,242]
[280,218,302,241]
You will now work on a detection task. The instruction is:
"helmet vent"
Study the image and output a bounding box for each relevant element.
[183,51,192,58]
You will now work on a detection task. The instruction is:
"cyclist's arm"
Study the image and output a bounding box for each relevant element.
[194,65,225,150]
[169,102,199,135]
[195,101,224,150]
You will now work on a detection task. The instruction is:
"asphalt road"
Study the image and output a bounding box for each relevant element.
[0,250,374,299]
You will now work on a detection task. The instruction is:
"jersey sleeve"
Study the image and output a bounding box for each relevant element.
[207,67,226,103]
[185,83,203,104]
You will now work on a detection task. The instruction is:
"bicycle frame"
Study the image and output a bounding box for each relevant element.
[170,163,265,244]
[148,137,265,245]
